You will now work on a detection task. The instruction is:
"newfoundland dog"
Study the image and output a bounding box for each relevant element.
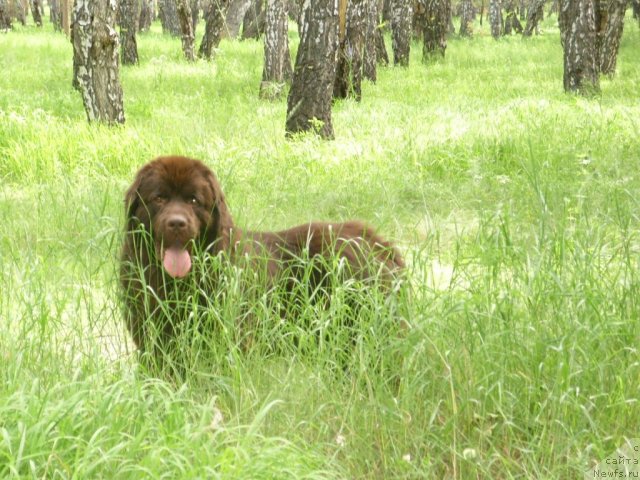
[120,156,405,360]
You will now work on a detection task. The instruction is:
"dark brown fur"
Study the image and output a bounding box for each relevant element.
[120,156,404,356]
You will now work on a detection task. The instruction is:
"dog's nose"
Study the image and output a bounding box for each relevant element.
[167,215,187,230]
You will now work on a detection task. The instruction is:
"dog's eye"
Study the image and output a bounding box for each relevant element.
[190,196,199,205]
[153,195,167,204]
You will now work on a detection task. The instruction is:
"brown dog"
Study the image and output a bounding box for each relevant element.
[120,156,405,358]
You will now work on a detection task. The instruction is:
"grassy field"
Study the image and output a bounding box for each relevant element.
[1,13,640,479]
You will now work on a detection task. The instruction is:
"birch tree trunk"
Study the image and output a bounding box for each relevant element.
[523,0,544,35]
[139,0,154,31]
[375,27,389,63]
[597,0,627,75]
[120,0,140,65]
[421,0,451,60]
[382,0,392,27]
[334,0,366,101]
[0,0,11,30]
[242,0,265,38]
[390,0,411,65]
[72,0,125,124]
[223,0,251,37]
[30,0,43,26]
[191,0,200,30]
[50,0,62,30]
[503,0,523,33]
[260,0,292,99]
[559,0,600,94]
[413,0,426,39]
[285,0,339,139]
[489,0,503,38]
[199,0,230,59]
[363,0,378,81]
[16,0,27,25]
[459,0,475,36]
[177,0,196,60]
[158,0,181,35]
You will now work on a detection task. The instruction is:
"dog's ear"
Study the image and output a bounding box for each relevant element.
[124,165,150,229]
[205,170,235,254]
[124,178,140,220]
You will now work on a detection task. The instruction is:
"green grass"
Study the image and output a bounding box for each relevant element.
[1,13,640,478]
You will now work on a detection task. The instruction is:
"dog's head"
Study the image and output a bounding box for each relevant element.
[124,156,234,278]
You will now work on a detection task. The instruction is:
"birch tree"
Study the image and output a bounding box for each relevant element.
[334,0,366,101]
[597,0,627,75]
[177,0,196,60]
[286,0,339,138]
[260,0,292,99]
[390,0,411,65]
[120,0,140,65]
[199,0,230,59]
[421,0,451,60]
[559,0,599,94]
[72,0,125,124]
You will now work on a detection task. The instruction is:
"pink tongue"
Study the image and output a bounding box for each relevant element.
[162,247,192,278]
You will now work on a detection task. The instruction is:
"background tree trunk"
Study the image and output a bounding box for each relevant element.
[459,0,475,36]
[72,11,81,89]
[390,0,411,65]
[413,0,426,39]
[177,0,196,60]
[382,0,392,27]
[260,0,292,99]
[597,0,626,75]
[30,0,43,26]
[49,0,62,30]
[421,0,451,60]
[489,0,503,38]
[0,0,11,30]
[286,0,339,139]
[242,0,265,38]
[222,0,251,37]
[334,0,365,101]
[139,0,154,31]
[559,0,599,94]
[287,0,299,22]
[522,0,544,35]
[199,0,230,59]
[120,0,140,65]
[503,0,523,33]
[363,0,379,81]
[375,24,389,64]
[15,0,27,25]
[158,0,182,35]
[191,0,200,30]
[72,0,125,124]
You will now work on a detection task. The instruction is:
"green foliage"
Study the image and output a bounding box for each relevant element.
[1,18,640,478]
